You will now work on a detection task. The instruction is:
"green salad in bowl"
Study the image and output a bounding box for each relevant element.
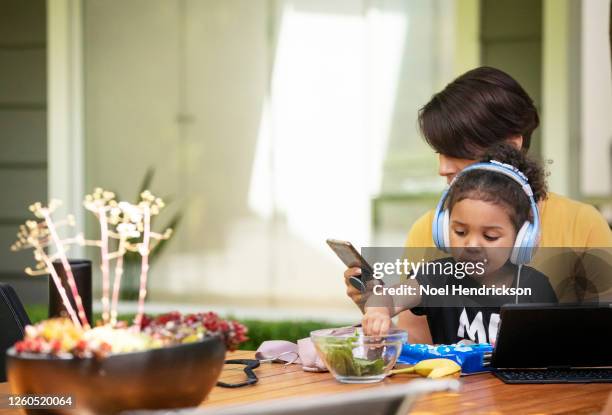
[311,327,407,383]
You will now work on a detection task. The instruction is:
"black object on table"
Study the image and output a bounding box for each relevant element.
[49,259,93,324]
[217,359,260,388]
[494,368,612,384]
[0,283,30,382]
[492,303,612,384]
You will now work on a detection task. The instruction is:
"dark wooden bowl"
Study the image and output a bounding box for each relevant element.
[6,336,226,414]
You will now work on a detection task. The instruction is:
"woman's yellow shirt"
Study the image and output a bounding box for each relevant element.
[406,192,611,248]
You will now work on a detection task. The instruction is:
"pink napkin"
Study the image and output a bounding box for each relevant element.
[255,338,328,372]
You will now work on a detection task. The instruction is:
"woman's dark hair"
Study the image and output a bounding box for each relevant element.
[419,66,539,159]
[447,143,547,232]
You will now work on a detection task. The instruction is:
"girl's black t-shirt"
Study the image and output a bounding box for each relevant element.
[411,257,558,344]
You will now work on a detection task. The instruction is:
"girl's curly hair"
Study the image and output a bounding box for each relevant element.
[447,143,547,231]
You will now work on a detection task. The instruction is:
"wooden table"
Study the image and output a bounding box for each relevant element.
[1,350,611,414]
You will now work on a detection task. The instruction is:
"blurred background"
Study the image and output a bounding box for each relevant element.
[1,0,611,330]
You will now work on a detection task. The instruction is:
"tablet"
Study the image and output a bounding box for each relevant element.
[492,303,612,369]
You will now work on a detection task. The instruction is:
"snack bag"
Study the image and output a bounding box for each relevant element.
[398,343,493,374]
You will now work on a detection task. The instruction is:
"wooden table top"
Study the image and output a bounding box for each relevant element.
[1,350,611,414]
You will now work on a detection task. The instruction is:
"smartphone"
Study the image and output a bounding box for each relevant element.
[326,239,373,292]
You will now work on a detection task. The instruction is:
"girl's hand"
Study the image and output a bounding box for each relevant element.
[344,267,364,307]
[362,306,392,336]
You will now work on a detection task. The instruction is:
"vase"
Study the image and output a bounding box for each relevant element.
[6,336,226,414]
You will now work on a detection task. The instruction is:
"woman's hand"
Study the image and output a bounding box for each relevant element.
[344,267,364,308]
[362,306,392,336]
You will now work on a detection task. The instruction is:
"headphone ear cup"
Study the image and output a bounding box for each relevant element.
[442,209,450,252]
[432,211,441,250]
[511,222,531,265]
[433,208,450,253]
[432,189,449,251]
[523,222,539,264]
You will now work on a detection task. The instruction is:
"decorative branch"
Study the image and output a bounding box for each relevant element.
[83,188,119,325]
[110,237,126,325]
[11,202,85,328]
[134,191,172,329]
[135,203,151,329]
[36,202,90,329]
[110,220,140,325]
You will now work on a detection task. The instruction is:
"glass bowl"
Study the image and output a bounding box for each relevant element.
[311,327,407,383]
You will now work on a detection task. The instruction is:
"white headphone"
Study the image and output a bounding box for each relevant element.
[432,160,540,265]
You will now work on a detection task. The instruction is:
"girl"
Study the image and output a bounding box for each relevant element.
[362,144,557,344]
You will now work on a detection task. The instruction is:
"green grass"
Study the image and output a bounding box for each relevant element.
[23,304,341,350]
[235,319,339,350]
[25,304,48,324]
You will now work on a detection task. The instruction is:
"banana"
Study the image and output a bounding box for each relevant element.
[390,358,461,379]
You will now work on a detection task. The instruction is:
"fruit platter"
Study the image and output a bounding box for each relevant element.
[7,189,247,414]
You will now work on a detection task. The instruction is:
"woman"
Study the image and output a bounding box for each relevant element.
[344,66,612,344]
